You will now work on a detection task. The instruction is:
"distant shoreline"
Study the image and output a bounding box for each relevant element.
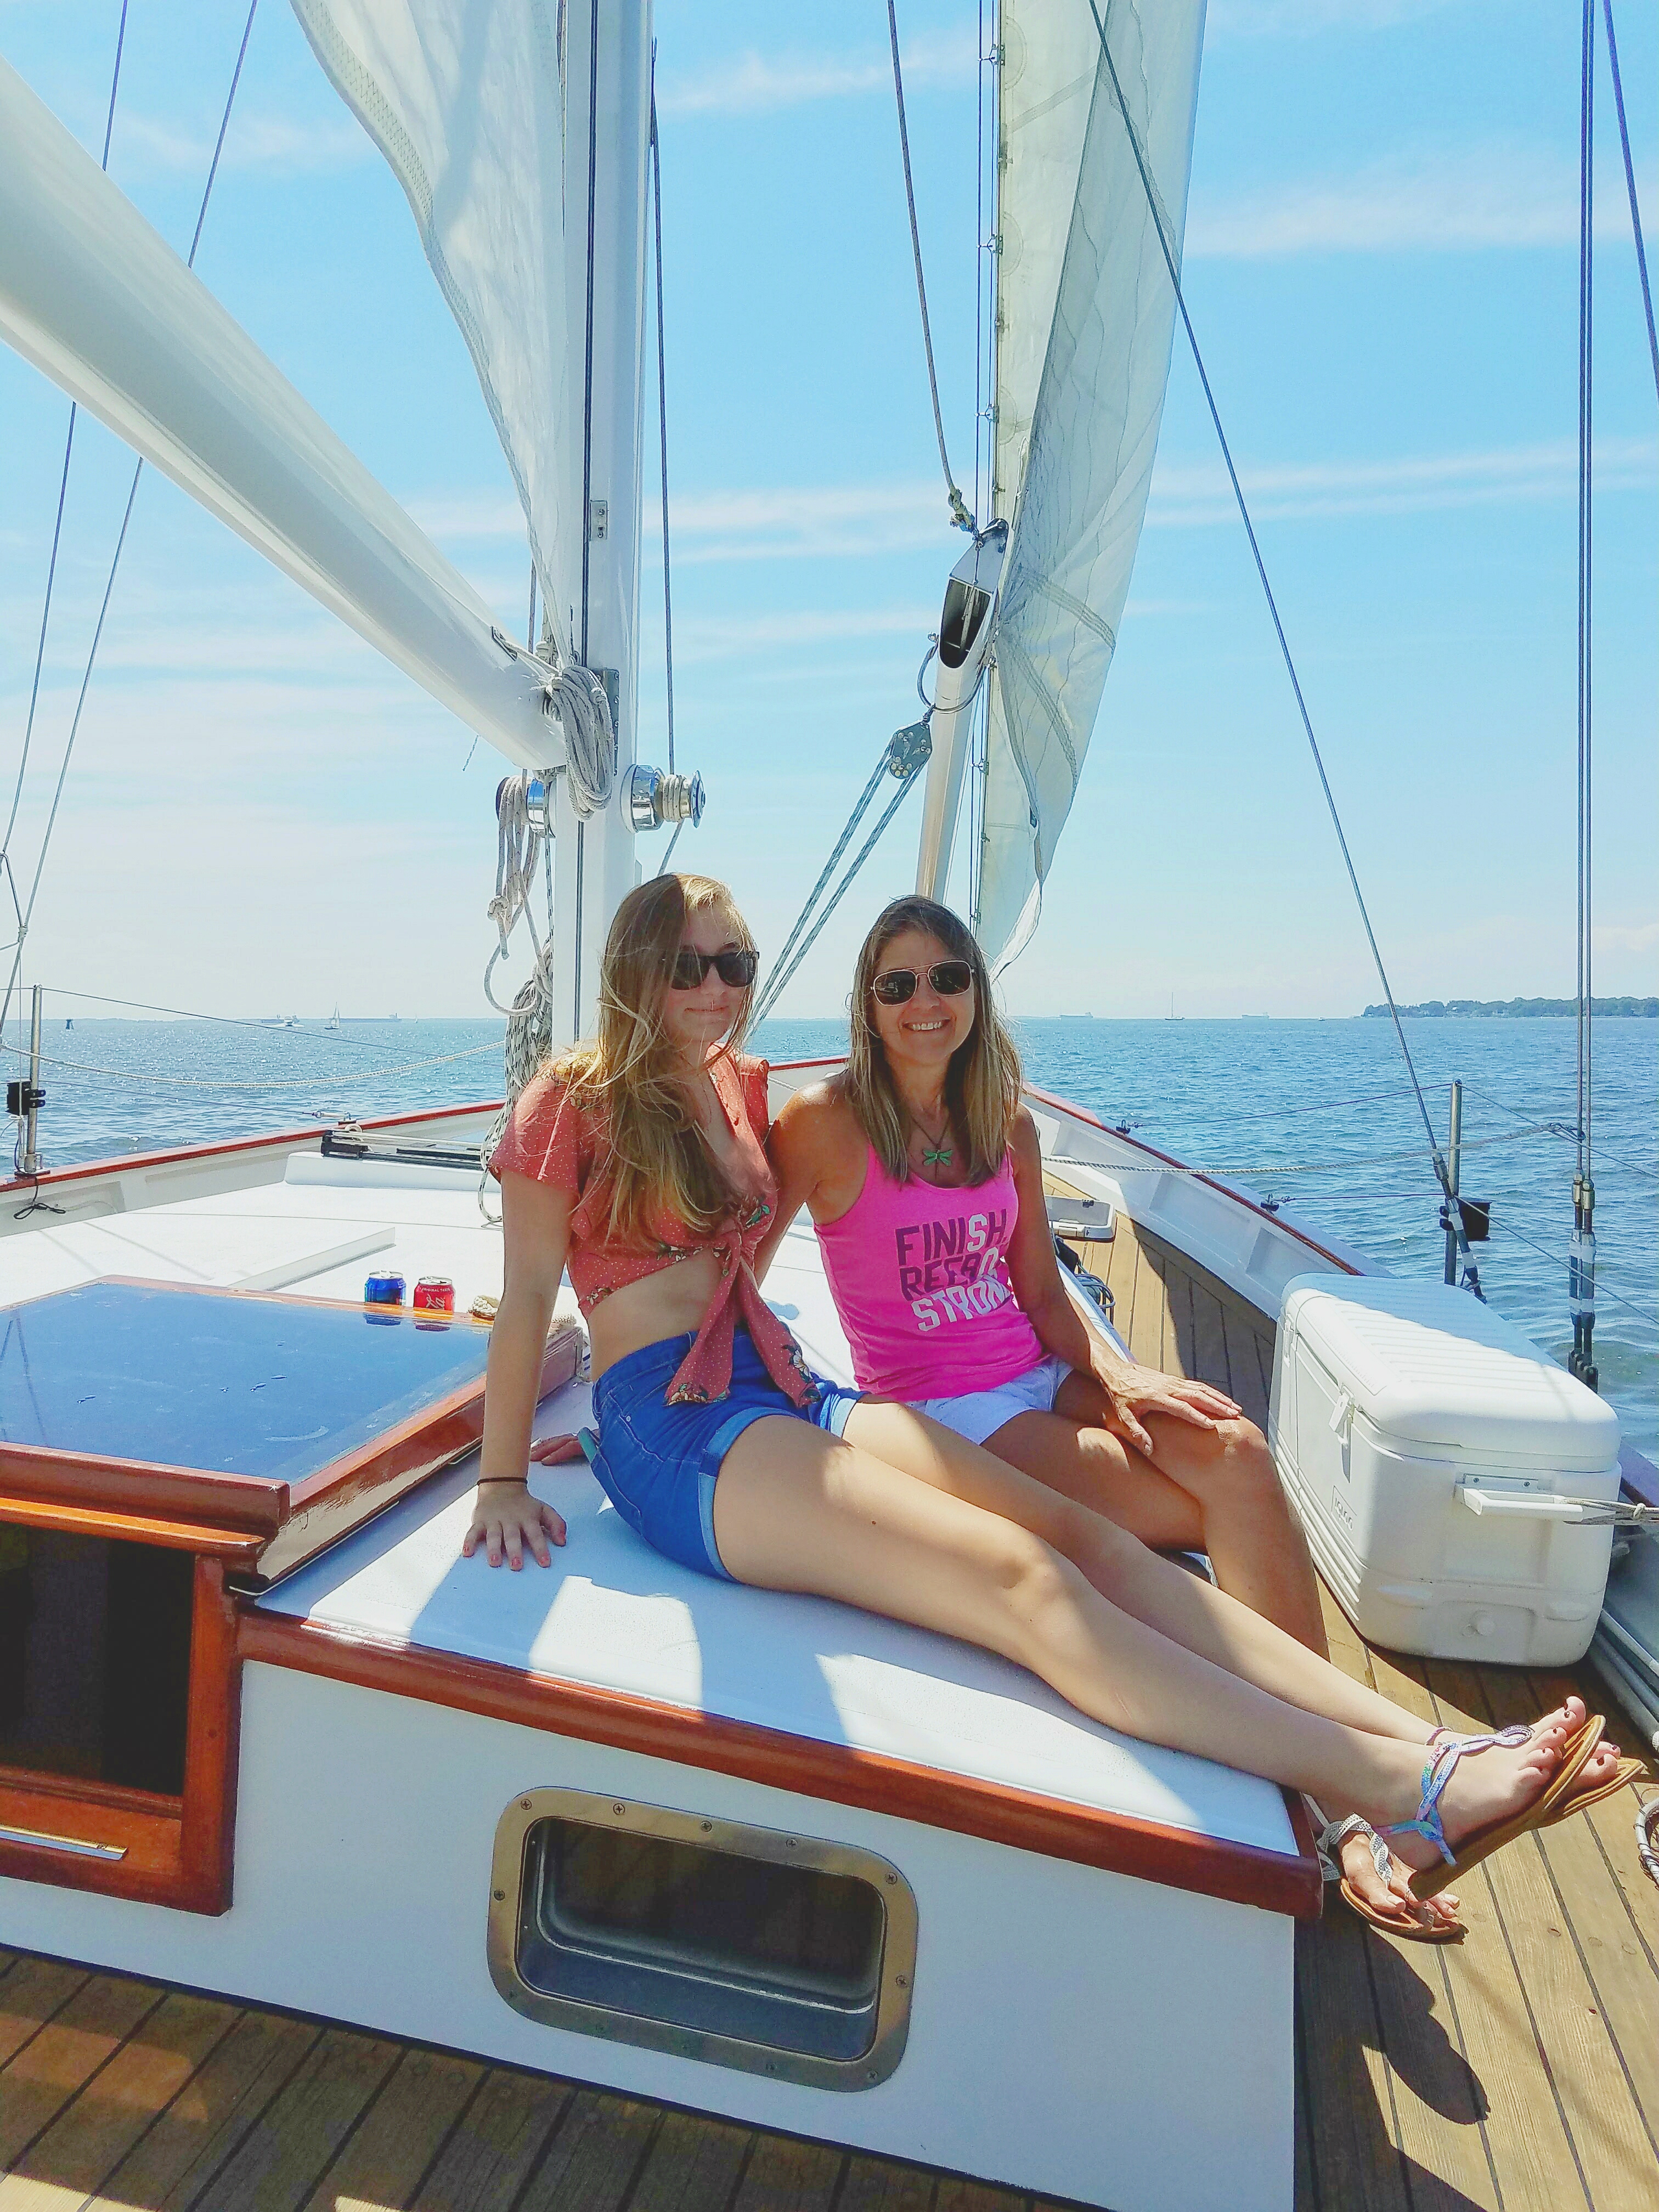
[1362,996,1658,1019]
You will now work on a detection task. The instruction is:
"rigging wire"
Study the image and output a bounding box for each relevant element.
[1569,0,1600,1384]
[1079,0,1483,1296]
[886,0,974,533]
[18,1038,503,1094]
[1,0,258,1060]
[650,72,676,776]
[1601,0,1659,405]
[1,2,131,892]
[753,729,932,1024]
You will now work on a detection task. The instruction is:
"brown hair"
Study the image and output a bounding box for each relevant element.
[558,873,757,1244]
[843,895,1021,1185]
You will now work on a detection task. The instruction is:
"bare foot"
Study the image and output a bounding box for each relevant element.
[1337,1829,1462,1932]
[1383,1697,1617,1876]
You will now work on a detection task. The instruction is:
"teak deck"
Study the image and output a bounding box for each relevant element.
[2,1209,1654,2212]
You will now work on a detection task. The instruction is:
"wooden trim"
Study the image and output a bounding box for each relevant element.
[0,1442,288,1537]
[1023,1082,1361,1275]
[0,1556,241,1914]
[0,1491,264,1561]
[238,1611,1324,1920]
[0,1096,503,1200]
[178,1558,240,1914]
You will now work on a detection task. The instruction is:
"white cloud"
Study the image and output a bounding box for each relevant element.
[673,483,955,563]
[672,606,936,665]
[117,110,368,178]
[1147,437,1658,527]
[1208,0,1464,36]
[658,26,977,119]
[403,481,957,565]
[1594,919,1659,956]
[1187,143,1655,258]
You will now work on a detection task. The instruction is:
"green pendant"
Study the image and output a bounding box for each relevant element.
[923,1144,953,1166]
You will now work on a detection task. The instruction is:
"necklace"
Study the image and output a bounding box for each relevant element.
[909,1104,954,1172]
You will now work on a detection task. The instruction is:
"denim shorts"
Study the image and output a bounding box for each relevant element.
[585,1328,861,1581]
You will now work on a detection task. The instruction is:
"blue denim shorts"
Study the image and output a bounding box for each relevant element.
[585,1328,861,1580]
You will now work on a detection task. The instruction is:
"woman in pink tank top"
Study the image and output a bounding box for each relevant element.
[764,897,1476,1937]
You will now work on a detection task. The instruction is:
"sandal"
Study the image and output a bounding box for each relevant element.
[1316,1810,1465,1943]
[1389,1717,1607,1901]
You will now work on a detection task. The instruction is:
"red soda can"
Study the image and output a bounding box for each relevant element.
[413,1277,455,1314]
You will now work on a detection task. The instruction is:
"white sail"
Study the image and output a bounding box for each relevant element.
[978,0,1206,971]
[0,50,558,768]
[292,0,579,662]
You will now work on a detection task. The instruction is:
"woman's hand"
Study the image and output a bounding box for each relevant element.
[1092,1359,1242,1459]
[462,1479,568,1570]
[528,1432,587,1466]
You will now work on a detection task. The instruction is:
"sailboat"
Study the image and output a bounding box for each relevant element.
[1,6,1652,2210]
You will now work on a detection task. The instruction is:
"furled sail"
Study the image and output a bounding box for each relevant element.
[978,0,1206,972]
[292,1,578,662]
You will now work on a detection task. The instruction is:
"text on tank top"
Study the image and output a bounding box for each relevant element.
[814,1142,1046,1400]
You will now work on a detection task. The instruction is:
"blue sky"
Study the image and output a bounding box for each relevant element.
[1,0,1654,1020]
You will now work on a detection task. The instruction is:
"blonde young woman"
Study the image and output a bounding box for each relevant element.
[465,872,1616,1915]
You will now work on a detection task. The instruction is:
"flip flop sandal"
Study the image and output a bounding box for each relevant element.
[1392,1716,1607,1902]
[1542,1753,1645,1826]
[1317,1812,1466,1943]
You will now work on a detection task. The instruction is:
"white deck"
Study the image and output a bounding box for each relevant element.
[6,1137,1296,1857]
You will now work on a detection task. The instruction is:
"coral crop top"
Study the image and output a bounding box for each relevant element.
[488,1053,814,1409]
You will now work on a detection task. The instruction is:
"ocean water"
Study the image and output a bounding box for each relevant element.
[10,1008,1655,1457]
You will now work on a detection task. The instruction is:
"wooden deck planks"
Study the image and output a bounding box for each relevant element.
[0,1987,236,2212]
[295,2045,483,2212]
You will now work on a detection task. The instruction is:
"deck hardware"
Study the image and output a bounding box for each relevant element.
[488,1786,917,2090]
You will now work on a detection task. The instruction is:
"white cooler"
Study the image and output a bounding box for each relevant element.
[1269,1275,1622,1666]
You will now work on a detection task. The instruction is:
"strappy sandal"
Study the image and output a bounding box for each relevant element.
[1429,1716,1630,1831]
[1316,1811,1465,1943]
[1389,1717,1607,1901]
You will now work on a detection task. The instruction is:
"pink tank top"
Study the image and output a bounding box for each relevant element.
[815,1144,1046,1400]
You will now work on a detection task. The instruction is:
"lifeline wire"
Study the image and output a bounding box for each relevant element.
[1,1,258,1056]
[1,2,130,876]
[887,0,974,533]
[1602,0,1658,404]
[1080,0,1483,1296]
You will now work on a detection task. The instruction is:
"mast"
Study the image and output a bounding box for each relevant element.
[552,0,655,1049]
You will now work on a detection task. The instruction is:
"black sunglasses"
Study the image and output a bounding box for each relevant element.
[669,946,759,990]
[870,960,975,1006]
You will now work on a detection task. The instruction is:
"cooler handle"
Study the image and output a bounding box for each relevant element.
[1459,1487,1606,1523]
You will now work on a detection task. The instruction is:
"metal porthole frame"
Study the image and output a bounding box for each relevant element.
[486,1786,918,2092]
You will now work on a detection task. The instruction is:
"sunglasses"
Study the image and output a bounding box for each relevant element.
[669,946,759,990]
[870,960,975,1006]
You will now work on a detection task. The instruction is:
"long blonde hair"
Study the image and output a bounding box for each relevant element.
[557,873,757,1244]
[844,896,1021,1185]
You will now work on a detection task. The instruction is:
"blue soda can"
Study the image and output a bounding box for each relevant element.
[364,1269,407,1306]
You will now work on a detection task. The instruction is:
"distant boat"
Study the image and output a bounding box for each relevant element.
[64,1017,72,1030]
[326,1005,341,1032]
[1166,993,1183,1021]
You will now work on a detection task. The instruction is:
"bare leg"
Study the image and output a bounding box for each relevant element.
[876,1386,1435,1919]
[990,1376,1326,1654]
[712,1417,1617,1858]
[842,1397,1421,1744]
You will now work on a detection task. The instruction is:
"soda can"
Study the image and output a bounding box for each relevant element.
[413,1277,455,1314]
[364,1269,407,1306]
